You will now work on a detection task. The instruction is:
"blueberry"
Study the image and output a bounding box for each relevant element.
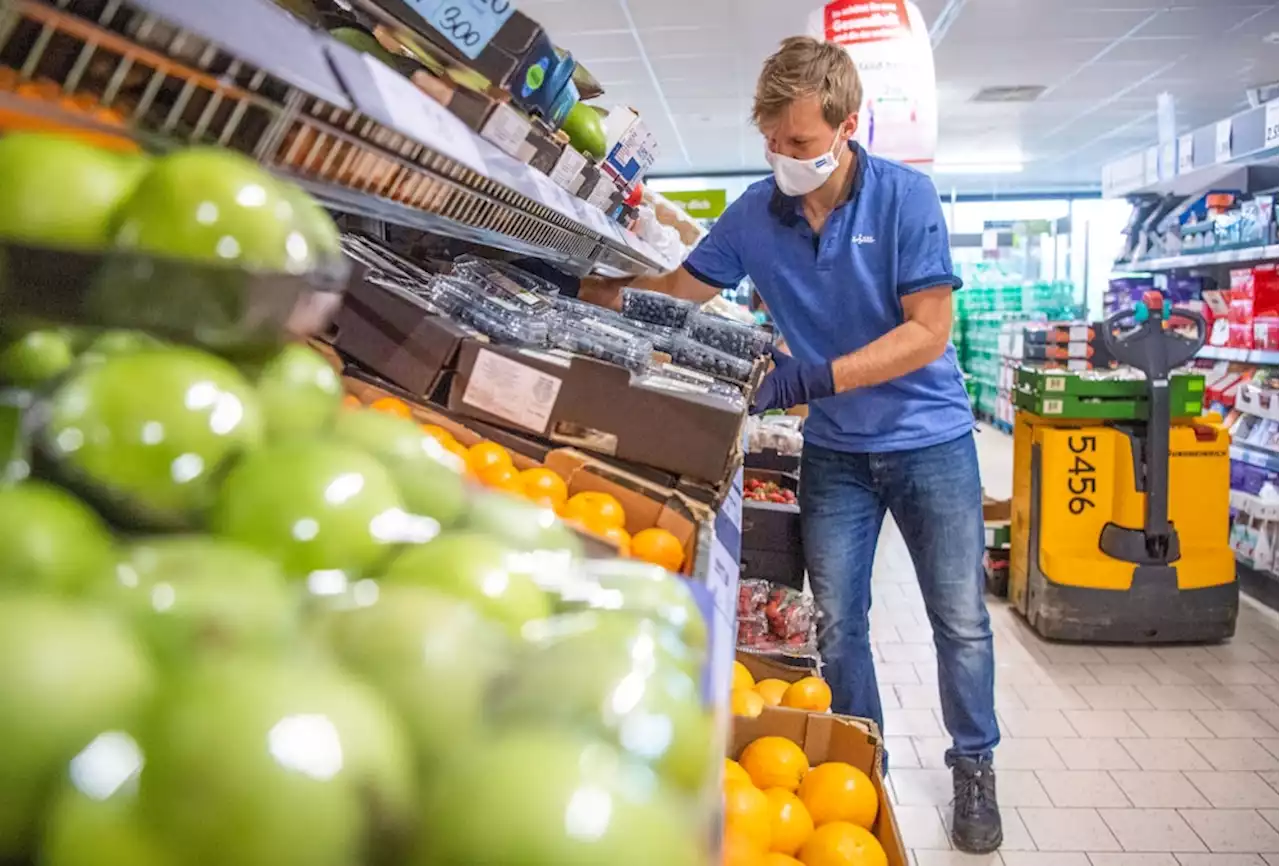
[621,288,696,329]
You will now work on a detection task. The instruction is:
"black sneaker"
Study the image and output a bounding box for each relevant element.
[950,756,1002,853]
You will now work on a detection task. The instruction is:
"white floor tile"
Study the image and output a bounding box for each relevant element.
[1177,810,1278,854]
[1098,809,1207,853]
[1051,738,1141,771]
[1183,772,1280,809]
[1109,771,1211,808]
[1020,807,1122,852]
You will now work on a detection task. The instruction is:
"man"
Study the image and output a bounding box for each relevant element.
[583,36,1002,853]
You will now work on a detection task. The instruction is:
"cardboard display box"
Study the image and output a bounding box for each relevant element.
[736,651,819,684]
[731,708,907,866]
[446,338,752,488]
[741,469,803,589]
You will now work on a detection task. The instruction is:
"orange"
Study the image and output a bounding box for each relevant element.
[630,527,685,572]
[420,423,455,444]
[342,394,362,409]
[723,829,768,866]
[755,678,790,707]
[371,396,412,419]
[763,788,814,855]
[796,822,886,866]
[732,660,755,691]
[731,687,765,719]
[517,467,568,511]
[782,677,832,713]
[725,758,753,787]
[724,780,771,852]
[442,438,470,466]
[477,462,521,492]
[560,491,626,530]
[466,441,512,476]
[739,736,809,792]
[796,762,878,829]
[596,524,631,557]
[764,855,804,866]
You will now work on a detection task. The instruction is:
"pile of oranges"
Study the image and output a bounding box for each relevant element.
[357,393,687,572]
[723,735,886,866]
[731,661,833,718]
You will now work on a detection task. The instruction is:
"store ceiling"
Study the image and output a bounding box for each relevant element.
[517,0,1279,193]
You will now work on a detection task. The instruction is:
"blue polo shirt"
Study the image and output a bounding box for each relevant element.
[682,142,973,454]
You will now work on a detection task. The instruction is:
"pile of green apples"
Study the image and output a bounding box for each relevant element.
[0,134,716,866]
[0,131,341,271]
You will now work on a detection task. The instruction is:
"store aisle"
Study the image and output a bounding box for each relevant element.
[869,426,1280,866]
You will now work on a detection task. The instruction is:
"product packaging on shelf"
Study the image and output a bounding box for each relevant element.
[687,311,773,361]
[621,286,698,329]
[740,469,805,591]
[548,318,654,373]
[446,339,754,488]
[670,335,755,383]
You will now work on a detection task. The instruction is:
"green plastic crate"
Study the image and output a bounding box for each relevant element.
[1016,368,1204,403]
[1012,387,1204,420]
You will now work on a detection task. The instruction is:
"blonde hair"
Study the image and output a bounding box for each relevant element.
[752,36,862,128]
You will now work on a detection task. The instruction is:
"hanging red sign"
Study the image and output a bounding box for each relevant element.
[823,0,912,45]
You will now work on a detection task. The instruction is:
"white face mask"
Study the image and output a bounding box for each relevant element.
[766,129,845,196]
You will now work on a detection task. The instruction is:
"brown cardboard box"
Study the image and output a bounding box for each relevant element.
[446,338,750,487]
[330,276,470,399]
[736,651,818,684]
[731,708,907,866]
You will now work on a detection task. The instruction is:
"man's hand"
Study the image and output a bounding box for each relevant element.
[751,348,835,414]
[578,275,633,310]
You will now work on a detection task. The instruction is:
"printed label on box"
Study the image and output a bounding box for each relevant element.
[1069,325,1089,341]
[463,348,563,433]
[1043,399,1063,415]
[480,103,532,159]
[1045,376,1067,392]
[1178,133,1195,174]
[549,146,588,192]
[1215,119,1233,163]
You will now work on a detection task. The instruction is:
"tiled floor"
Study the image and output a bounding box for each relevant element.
[869,427,1280,866]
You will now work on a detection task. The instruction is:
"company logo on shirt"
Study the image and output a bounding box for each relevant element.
[851,234,876,245]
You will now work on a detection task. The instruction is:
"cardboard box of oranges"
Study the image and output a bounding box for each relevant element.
[726,707,908,866]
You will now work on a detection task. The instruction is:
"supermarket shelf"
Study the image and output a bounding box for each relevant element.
[1236,383,1279,421]
[1237,559,1279,611]
[1230,442,1280,472]
[1196,346,1280,365]
[0,0,670,277]
[1114,245,1280,273]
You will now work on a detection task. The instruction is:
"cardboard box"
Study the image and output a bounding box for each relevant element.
[736,651,818,684]
[741,469,804,590]
[731,708,907,866]
[446,338,750,487]
[330,274,470,399]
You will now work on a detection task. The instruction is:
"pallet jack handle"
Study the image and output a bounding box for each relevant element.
[1101,292,1207,560]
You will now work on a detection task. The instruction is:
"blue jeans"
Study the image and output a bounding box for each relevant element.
[800,433,999,765]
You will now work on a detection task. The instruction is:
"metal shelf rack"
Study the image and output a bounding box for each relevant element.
[0,0,669,277]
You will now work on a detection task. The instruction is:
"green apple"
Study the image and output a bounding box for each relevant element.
[43,347,264,528]
[41,732,172,866]
[0,329,75,386]
[331,408,467,528]
[105,536,297,662]
[381,532,550,633]
[0,481,116,595]
[78,330,163,363]
[255,344,342,441]
[210,440,408,578]
[276,181,341,264]
[413,730,701,866]
[0,133,144,249]
[323,583,509,768]
[466,491,585,554]
[139,657,416,866]
[493,618,713,792]
[114,148,314,273]
[0,596,153,859]
[562,102,608,159]
[573,559,708,650]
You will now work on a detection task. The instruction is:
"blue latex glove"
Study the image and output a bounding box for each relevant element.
[751,349,835,414]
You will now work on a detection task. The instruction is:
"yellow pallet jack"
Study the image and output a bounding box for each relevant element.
[1010,294,1238,643]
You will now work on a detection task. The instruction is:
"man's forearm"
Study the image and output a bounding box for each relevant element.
[578,265,719,309]
[831,320,949,392]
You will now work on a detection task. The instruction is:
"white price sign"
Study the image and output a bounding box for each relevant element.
[1214,119,1233,163]
[363,56,486,174]
[1178,133,1195,174]
[1265,100,1279,149]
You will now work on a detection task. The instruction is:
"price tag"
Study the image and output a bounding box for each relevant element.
[1265,100,1279,149]
[404,0,516,60]
[1178,133,1195,174]
[363,56,486,174]
[1214,119,1233,163]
